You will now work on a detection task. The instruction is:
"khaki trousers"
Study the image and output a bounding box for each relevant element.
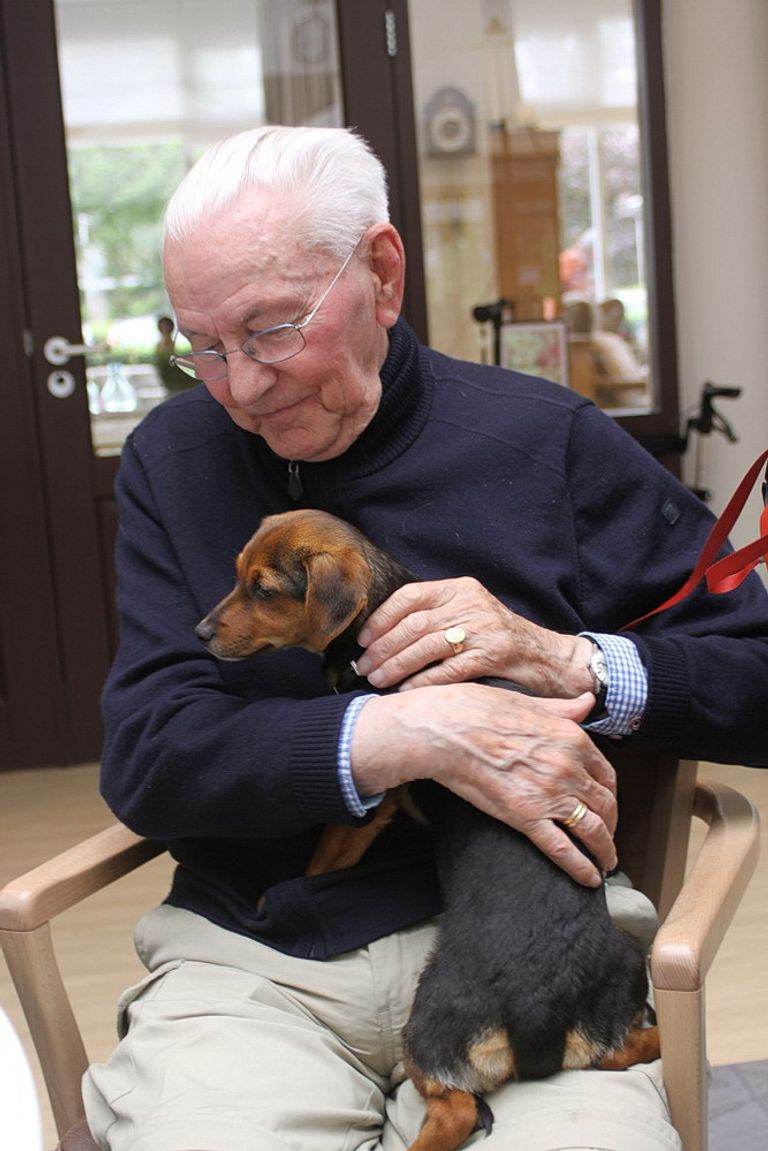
[83,899,681,1151]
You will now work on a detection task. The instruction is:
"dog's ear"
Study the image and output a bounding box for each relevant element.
[303,549,371,649]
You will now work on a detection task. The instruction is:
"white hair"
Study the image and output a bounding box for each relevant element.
[163,125,390,256]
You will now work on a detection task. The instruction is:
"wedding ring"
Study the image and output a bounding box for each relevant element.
[562,800,589,828]
[444,626,466,655]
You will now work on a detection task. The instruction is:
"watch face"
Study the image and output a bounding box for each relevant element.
[591,649,609,688]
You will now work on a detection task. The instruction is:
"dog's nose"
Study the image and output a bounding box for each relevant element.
[195,617,216,644]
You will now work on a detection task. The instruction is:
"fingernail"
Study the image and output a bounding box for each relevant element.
[357,627,371,646]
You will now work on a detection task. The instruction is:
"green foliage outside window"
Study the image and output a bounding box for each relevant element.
[68,141,188,357]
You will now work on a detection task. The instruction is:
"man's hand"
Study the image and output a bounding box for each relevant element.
[350,685,617,888]
[356,577,595,699]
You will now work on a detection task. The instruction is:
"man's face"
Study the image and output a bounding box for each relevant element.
[164,193,401,462]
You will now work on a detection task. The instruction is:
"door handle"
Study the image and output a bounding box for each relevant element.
[43,334,107,366]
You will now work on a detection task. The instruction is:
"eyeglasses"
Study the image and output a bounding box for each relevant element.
[169,239,361,382]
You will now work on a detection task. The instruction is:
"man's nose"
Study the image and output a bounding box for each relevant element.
[226,354,277,404]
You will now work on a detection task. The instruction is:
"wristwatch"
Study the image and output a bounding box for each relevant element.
[586,641,609,712]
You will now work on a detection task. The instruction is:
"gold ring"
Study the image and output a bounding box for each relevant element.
[562,800,589,828]
[444,626,466,655]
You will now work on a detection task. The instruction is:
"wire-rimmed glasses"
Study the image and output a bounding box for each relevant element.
[170,238,362,382]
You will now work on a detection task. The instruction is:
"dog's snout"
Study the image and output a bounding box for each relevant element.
[196,617,217,644]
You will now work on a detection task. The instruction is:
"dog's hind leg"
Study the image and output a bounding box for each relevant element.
[598,1024,660,1071]
[406,1080,491,1151]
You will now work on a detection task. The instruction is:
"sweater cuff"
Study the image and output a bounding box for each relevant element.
[627,636,692,744]
[289,692,373,823]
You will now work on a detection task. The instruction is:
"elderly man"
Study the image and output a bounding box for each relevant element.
[83,125,768,1151]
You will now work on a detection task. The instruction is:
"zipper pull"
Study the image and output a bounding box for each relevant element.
[287,460,303,501]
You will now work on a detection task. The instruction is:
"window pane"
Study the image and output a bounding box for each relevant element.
[55,0,343,455]
[408,0,653,413]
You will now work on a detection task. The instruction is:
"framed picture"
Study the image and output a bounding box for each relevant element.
[499,321,569,387]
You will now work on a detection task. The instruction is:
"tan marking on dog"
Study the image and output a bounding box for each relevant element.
[562,1028,604,1070]
[467,1028,516,1091]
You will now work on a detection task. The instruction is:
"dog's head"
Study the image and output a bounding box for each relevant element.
[196,509,388,661]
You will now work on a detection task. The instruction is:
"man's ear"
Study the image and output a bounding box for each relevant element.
[303,550,372,650]
[367,223,406,328]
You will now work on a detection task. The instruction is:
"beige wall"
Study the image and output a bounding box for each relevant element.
[663,0,768,550]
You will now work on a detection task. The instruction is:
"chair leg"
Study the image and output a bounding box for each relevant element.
[655,985,708,1151]
[0,923,88,1140]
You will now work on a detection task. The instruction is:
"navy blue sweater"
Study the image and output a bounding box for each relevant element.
[101,319,768,957]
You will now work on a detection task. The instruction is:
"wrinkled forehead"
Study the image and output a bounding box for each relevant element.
[163,196,336,328]
[165,188,299,277]
[164,184,306,258]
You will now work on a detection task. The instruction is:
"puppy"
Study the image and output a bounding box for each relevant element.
[197,508,660,1151]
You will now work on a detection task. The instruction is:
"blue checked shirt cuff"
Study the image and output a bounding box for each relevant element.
[337,694,384,817]
[579,632,647,737]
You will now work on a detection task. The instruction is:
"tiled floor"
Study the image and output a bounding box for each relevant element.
[710,1060,768,1150]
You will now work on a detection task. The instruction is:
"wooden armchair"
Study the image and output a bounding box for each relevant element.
[0,750,760,1151]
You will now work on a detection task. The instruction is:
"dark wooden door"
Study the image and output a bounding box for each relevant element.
[0,2,112,767]
[0,0,425,769]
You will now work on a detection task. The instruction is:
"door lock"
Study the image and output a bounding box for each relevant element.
[47,370,77,399]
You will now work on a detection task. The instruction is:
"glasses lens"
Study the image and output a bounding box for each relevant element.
[171,353,227,381]
[242,325,305,365]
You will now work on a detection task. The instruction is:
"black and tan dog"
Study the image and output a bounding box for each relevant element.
[197,508,660,1151]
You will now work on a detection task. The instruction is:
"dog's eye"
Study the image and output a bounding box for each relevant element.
[249,582,274,601]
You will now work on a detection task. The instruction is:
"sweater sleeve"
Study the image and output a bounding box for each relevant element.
[566,403,768,766]
[99,436,366,841]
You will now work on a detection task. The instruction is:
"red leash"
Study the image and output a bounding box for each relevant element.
[621,448,768,631]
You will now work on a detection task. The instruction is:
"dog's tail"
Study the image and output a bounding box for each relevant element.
[406,1081,493,1151]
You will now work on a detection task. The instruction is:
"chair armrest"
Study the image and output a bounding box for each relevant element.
[0,822,164,932]
[652,778,761,992]
[0,823,165,1141]
[651,779,760,1151]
